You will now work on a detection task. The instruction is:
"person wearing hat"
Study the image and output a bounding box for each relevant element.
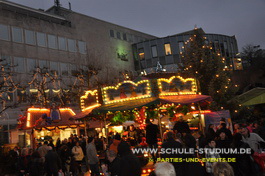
[86,137,100,176]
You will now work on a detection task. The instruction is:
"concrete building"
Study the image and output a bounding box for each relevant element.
[0,0,240,145]
[0,0,155,145]
[133,29,240,73]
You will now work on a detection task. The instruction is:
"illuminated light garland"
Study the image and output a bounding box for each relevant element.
[102,80,151,104]
[81,104,101,112]
[80,90,98,110]
[157,76,198,96]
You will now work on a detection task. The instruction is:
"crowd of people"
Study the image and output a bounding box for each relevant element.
[3,118,265,176]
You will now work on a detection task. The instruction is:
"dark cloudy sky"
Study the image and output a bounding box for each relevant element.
[9,0,265,51]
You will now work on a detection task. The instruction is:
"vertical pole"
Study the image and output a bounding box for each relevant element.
[84,120,88,144]
[104,114,108,145]
[158,114,163,141]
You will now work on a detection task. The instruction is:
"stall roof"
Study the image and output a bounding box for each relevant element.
[160,95,211,104]
[23,108,80,130]
[93,97,159,113]
[91,95,211,113]
[234,87,265,106]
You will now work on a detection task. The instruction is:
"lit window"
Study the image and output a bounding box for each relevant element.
[14,57,25,73]
[151,46,158,58]
[164,43,172,55]
[48,34,58,49]
[138,48,145,60]
[110,30,114,37]
[67,39,76,52]
[58,37,67,50]
[25,30,36,45]
[0,24,10,41]
[78,41,86,54]
[12,27,23,43]
[37,32,47,47]
[27,58,36,73]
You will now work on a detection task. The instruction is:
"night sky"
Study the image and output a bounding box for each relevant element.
[8,0,265,51]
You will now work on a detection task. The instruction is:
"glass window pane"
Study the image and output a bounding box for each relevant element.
[48,34,58,49]
[151,46,158,58]
[27,58,36,73]
[110,30,114,37]
[50,61,58,74]
[60,62,69,76]
[39,60,48,69]
[37,32,47,47]
[1,55,12,70]
[67,39,76,52]
[25,30,35,45]
[58,37,67,50]
[0,24,10,41]
[12,27,23,43]
[123,33,127,41]
[178,42,184,53]
[138,48,145,60]
[164,43,172,55]
[78,41,86,54]
[14,57,25,73]
[117,32,121,39]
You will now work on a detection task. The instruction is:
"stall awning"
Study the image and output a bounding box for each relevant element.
[234,87,265,106]
[160,95,212,104]
[93,97,159,113]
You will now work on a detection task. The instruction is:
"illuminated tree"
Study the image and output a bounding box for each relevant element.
[178,28,236,110]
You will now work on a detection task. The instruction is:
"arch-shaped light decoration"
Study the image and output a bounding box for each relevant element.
[102,80,151,104]
[80,90,99,111]
[157,76,198,96]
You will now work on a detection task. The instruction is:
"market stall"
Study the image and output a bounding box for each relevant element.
[17,106,80,148]
[73,73,213,138]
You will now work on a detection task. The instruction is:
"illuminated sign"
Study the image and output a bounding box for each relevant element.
[80,90,98,110]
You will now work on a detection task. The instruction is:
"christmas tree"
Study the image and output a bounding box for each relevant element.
[178,28,236,110]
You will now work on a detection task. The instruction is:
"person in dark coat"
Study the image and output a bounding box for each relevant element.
[230,133,253,176]
[102,150,121,176]
[145,119,159,163]
[205,124,216,140]
[173,116,190,134]
[58,144,72,175]
[216,132,232,159]
[161,131,184,176]
[28,151,44,176]
[45,146,62,176]
[118,141,141,176]
[216,123,233,141]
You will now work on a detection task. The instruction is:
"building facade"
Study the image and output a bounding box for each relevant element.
[133,29,240,73]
